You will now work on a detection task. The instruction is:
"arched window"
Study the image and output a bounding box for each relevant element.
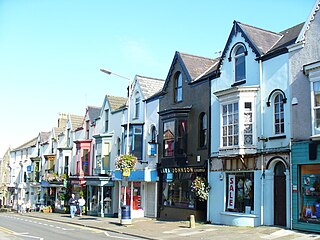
[174,72,183,102]
[199,113,207,148]
[235,46,246,82]
[274,93,285,134]
[151,125,157,143]
[135,92,140,118]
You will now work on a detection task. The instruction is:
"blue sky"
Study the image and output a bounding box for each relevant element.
[0,0,316,156]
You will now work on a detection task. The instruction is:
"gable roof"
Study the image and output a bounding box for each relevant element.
[69,114,84,130]
[135,75,165,100]
[107,95,127,111]
[162,51,217,92]
[296,0,320,42]
[39,131,51,144]
[13,137,37,151]
[87,106,101,124]
[53,127,64,137]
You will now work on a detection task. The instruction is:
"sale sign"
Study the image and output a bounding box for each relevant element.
[227,175,235,209]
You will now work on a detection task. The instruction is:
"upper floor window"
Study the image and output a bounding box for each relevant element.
[174,72,183,102]
[244,102,253,145]
[67,128,71,147]
[135,92,140,118]
[274,94,284,134]
[105,109,109,133]
[235,46,246,82]
[163,121,175,157]
[151,125,157,143]
[117,137,121,156]
[163,119,187,157]
[124,125,143,160]
[199,113,207,148]
[313,81,320,130]
[85,120,90,139]
[222,103,239,147]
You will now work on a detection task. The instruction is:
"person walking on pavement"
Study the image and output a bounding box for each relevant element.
[68,193,77,218]
[78,196,85,216]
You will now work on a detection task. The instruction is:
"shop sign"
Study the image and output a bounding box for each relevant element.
[27,165,32,173]
[227,175,235,209]
[122,168,131,177]
[160,167,205,173]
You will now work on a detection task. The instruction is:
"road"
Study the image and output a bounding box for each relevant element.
[0,213,144,240]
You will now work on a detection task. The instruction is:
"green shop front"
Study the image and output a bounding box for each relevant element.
[291,141,320,233]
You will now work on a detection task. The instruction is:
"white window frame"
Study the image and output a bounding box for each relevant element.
[273,93,285,135]
[234,45,246,82]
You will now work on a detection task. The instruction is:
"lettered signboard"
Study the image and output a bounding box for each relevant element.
[228,175,235,209]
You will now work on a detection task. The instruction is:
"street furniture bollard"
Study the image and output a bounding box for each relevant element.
[189,214,195,228]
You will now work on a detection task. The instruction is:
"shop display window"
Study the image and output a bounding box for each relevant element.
[225,172,254,213]
[299,164,320,224]
[162,173,196,209]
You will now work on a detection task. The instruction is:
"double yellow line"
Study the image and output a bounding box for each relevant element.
[0,225,16,235]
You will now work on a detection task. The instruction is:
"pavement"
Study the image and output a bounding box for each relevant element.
[6,211,320,240]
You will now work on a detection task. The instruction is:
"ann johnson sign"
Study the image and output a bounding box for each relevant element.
[228,175,235,209]
[160,167,206,173]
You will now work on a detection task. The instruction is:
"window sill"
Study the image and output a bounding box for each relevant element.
[220,211,258,218]
[268,135,286,140]
[231,80,246,87]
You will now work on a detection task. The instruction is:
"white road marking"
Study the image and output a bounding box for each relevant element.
[178,228,217,236]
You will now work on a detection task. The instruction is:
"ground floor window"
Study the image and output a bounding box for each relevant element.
[299,164,320,224]
[226,172,254,213]
[162,172,196,209]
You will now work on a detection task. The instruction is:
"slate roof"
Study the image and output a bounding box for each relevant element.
[269,22,305,53]
[179,52,218,82]
[70,114,84,130]
[87,106,101,123]
[39,131,51,144]
[136,75,165,100]
[237,22,282,55]
[13,137,37,151]
[107,95,127,111]
[53,127,64,137]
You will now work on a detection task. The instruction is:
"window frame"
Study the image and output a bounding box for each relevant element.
[174,72,183,103]
[274,93,285,135]
[199,112,207,148]
[134,92,140,119]
[222,102,239,147]
[124,125,143,160]
[234,45,246,82]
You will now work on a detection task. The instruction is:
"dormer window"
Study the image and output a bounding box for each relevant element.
[174,72,183,102]
[235,45,246,82]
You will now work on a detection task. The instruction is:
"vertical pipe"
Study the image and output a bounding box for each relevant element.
[259,59,264,226]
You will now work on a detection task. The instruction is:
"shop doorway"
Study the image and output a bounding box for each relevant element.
[274,161,286,226]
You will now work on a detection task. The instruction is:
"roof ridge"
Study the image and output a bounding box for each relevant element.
[136,75,165,81]
[236,21,282,37]
[179,51,215,61]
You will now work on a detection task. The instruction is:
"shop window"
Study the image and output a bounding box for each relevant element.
[226,172,254,213]
[162,173,196,209]
[299,164,320,224]
[222,102,239,147]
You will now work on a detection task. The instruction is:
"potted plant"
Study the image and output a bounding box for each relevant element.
[191,176,211,201]
[115,154,138,172]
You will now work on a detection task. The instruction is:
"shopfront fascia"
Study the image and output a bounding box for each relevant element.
[85,176,114,217]
[158,166,207,221]
[113,169,158,218]
[292,141,320,233]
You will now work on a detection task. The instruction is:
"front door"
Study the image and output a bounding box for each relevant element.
[274,161,286,226]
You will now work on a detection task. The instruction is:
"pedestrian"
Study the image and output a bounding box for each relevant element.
[68,193,77,218]
[26,200,31,213]
[78,196,86,216]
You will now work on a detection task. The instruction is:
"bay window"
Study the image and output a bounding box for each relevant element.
[222,103,239,147]
[124,125,143,160]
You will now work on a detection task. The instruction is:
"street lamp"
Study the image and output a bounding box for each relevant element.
[100,68,131,155]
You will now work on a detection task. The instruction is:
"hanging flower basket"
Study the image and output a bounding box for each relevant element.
[115,154,138,172]
[191,176,211,201]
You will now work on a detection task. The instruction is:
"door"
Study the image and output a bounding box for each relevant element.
[274,161,286,226]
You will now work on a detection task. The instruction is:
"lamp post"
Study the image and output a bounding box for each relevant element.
[100,68,131,155]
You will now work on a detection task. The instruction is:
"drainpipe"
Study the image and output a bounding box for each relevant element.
[259,59,264,226]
